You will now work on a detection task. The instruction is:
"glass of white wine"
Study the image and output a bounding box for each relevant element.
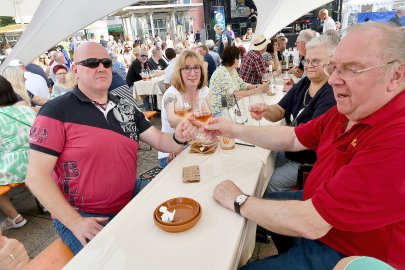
[173,94,192,119]
[192,96,214,145]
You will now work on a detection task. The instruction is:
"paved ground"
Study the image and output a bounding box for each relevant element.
[1,116,277,262]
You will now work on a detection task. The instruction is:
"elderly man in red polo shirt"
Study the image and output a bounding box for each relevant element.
[205,22,404,269]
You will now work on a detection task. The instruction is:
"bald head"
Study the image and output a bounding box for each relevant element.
[74,42,108,63]
[72,42,112,96]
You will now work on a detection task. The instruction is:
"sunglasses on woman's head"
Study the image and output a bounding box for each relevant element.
[76,58,112,68]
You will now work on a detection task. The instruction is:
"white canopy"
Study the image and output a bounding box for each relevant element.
[1,0,331,72]
[0,0,41,23]
[0,0,139,71]
[256,0,333,38]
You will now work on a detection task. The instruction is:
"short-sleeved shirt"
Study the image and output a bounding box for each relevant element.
[126,59,144,87]
[29,88,152,214]
[0,105,36,185]
[278,77,335,164]
[148,58,168,71]
[204,54,217,79]
[239,50,267,84]
[262,52,273,63]
[322,17,336,33]
[210,65,248,115]
[295,90,405,268]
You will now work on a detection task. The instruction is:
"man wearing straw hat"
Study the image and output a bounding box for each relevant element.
[239,34,269,85]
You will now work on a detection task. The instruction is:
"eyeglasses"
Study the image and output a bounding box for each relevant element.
[181,66,201,74]
[76,58,112,68]
[56,72,67,76]
[140,55,148,58]
[323,60,397,79]
[304,58,322,67]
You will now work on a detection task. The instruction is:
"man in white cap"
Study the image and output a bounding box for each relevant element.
[239,34,269,84]
[9,59,50,99]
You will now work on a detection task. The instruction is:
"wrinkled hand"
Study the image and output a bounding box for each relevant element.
[175,119,200,143]
[213,180,243,212]
[249,103,267,120]
[69,216,109,246]
[0,235,29,270]
[203,117,236,141]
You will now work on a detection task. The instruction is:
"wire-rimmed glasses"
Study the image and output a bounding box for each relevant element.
[323,60,397,80]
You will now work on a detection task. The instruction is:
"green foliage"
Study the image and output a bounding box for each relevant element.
[0,17,16,27]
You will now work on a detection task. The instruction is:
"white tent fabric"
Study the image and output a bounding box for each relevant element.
[255,0,333,39]
[1,0,139,71]
[1,0,331,72]
[0,0,41,24]
[0,0,41,17]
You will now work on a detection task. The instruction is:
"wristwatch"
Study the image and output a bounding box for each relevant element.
[234,194,249,215]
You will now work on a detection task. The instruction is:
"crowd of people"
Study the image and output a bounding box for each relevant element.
[0,5,404,269]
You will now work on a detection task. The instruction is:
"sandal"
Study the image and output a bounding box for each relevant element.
[0,214,27,231]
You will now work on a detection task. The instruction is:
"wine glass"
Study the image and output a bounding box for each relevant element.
[192,96,213,144]
[249,93,266,126]
[141,69,147,80]
[262,72,269,84]
[173,94,192,119]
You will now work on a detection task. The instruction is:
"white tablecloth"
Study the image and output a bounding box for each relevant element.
[64,92,283,270]
[133,74,165,110]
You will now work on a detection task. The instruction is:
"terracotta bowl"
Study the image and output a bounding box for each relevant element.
[154,207,202,233]
[154,197,200,226]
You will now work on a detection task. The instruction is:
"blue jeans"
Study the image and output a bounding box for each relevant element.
[241,238,345,270]
[159,157,169,168]
[54,178,151,255]
[245,190,345,270]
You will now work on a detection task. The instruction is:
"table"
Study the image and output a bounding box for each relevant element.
[63,92,283,270]
[133,74,165,110]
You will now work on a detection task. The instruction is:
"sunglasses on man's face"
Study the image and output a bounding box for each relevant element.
[76,58,112,68]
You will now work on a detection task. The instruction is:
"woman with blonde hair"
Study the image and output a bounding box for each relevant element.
[158,49,209,167]
[1,66,47,110]
[34,54,50,72]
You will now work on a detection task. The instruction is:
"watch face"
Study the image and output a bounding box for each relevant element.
[236,194,248,204]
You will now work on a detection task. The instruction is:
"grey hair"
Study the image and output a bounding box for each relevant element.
[53,51,62,61]
[305,35,337,56]
[322,30,341,46]
[347,22,405,63]
[297,29,317,43]
[205,39,215,50]
[276,36,288,43]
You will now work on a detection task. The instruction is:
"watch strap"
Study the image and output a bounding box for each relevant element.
[234,194,249,215]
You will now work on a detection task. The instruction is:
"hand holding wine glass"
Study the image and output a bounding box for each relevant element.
[249,94,266,126]
[192,96,212,124]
